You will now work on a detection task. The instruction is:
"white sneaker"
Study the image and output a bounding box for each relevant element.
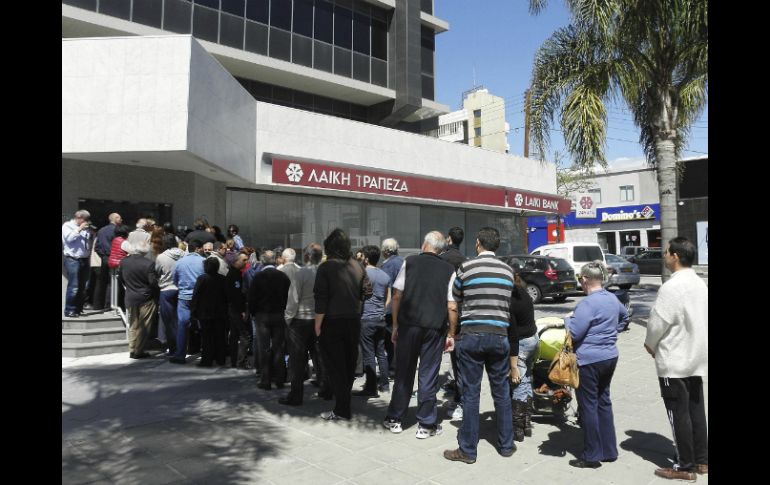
[448,405,463,421]
[415,424,443,439]
[382,418,403,433]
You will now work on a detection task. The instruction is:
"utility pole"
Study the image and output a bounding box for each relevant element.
[523,89,531,157]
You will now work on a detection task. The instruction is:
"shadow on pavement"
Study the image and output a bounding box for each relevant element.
[619,430,674,468]
[536,420,583,458]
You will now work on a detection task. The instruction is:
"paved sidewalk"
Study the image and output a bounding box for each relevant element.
[63,286,708,485]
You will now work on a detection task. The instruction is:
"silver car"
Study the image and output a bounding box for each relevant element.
[605,253,641,289]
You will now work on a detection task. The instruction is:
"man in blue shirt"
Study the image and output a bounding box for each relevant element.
[170,240,206,364]
[380,238,404,376]
[353,245,392,397]
[62,210,94,317]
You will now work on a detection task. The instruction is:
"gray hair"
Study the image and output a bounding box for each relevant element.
[580,260,608,282]
[74,210,90,220]
[128,240,150,255]
[282,248,296,263]
[423,231,447,253]
[381,238,399,256]
[260,250,276,265]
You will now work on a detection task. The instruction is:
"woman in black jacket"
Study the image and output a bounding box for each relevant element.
[191,258,228,367]
[509,273,539,441]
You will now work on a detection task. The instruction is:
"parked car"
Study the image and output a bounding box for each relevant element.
[530,242,606,289]
[497,255,577,304]
[619,246,651,260]
[604,253,641,289]
[627,249,664,275]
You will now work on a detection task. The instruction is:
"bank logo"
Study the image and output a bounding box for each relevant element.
[580,196,593,209]
[514,193,524,207]
[286,163,304,183]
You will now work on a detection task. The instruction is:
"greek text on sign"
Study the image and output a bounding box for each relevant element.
[601,206,656,222]
[306,168,409,192]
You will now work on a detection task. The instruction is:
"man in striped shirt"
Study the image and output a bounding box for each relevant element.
[443,227,517,464]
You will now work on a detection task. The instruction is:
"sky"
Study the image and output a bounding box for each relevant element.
[432,0,709,170]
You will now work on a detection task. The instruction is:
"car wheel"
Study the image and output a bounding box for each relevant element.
[552,295,568,303]
[619,284,632,290]
[525,284,542,304]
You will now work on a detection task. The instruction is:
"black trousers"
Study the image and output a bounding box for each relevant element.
[228,309,251,366]
[360,318,389,390]
[384,313,396,375]
[318,317,360,419]
[450,348,464,404]
[255,313,287,386]
[286,319,317,402]
[385,324,444,427]
[199,318,228,365]
[659,376,708,470]
[92,257,110,310]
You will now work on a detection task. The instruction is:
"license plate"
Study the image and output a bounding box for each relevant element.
[621,268,632,273]
[563,283,575,291]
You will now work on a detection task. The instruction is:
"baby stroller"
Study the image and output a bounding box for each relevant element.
[529,317,575,420]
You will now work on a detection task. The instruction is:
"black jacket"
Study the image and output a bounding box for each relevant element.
[314,258,372,319]
[226,266,246,313]
[248,266,291,315]
[118,254,158,307]
[184,229,216,245]
[509,285,537,356]
[440,246,467,271]
[190,273,228,320]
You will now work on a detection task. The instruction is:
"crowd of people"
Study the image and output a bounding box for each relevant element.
[62,211,707,478]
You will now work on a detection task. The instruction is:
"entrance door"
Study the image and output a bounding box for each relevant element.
[619,230,641,252]
[78,199,173,228]
[598,232,617,254]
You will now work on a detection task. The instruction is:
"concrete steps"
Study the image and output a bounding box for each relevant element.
[62,311,128,357]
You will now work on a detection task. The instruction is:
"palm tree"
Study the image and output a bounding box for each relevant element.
[527,0,707,279]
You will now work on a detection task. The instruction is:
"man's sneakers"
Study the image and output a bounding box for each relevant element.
[319,411,349,421]
[443,448,476,464]
[415,424,442,439]
[654,467,697,482]
[382,418,403,434]
[447,404,463,421]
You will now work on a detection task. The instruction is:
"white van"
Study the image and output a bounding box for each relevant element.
[530,242,606,288]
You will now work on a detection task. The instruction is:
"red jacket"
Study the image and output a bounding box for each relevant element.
[108,237,128,269]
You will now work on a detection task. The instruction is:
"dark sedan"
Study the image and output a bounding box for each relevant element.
[498,255,577,304]
[627,249,664,275]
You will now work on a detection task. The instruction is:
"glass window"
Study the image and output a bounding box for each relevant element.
[588,188,602,203]
[293,90,314,110]
[246,0,269,23]
[314,0,334,43]
[422,75,434,100]
[573,246,604,262]
[466,211,526,255]
[420,0,433,15]
[164,0,193,34]
[195,0,220,8]
[421,46,434,76]
[193,5,220,43]
[292,34,313,67]
[270,0,292,30]
[333,99,350,117]
[367,203,420,252]
[293,0,314,37]
[269,27,292,61]
[314,95,334,114]
[350,104,367,122]
[314,40,333,73]
[132,0,163,29]
[63,0,97,11]
[371,58,387,87]
[619,185,635,201]
[220,12,245,49]
[371,19,387,60]
[420,207,467,255]
[221,0,245,16]
[473,109,481,118]
[353,52,369,82]
[334,6,353,49]
[334,46,352,77]
[245,20,268,54]
[353,12,370,55]
[99,0,130,20]
[474,127,481,137]
[273,86,293,105]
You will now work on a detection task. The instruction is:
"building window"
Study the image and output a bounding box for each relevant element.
[619,185,634,202]
[588,188,602,203]
[473,109,481,118]
[474,127,481,137]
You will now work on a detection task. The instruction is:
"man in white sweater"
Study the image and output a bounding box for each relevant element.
[644,237,708,481]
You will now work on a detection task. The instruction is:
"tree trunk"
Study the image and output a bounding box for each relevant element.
[654,136,678,283]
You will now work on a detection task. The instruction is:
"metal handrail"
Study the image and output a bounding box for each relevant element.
[109,269,129,339]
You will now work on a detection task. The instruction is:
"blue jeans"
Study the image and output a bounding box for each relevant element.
[456,332,514,459]
[511,333,539,402]
[576,357,618,462]
[63,256,90,314]
[159,290,179,353]
[360,318,389,389]
[174,299,193,360]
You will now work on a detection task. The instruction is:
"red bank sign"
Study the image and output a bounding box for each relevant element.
[271,158,570,214]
